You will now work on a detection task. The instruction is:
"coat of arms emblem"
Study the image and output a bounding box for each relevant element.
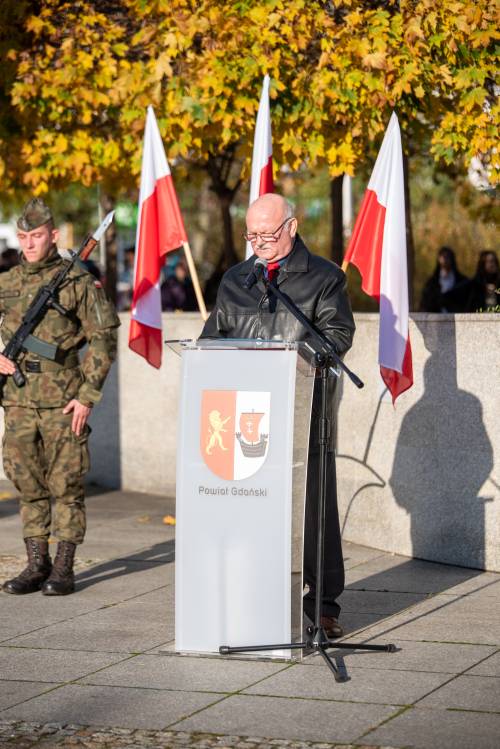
[201,390,271,480]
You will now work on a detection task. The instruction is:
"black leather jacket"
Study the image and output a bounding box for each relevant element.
[201,235,355,357]
[201,236,355,451]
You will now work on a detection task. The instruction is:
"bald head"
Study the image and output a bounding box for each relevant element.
[246,193,297,263]
[247,193,291,224]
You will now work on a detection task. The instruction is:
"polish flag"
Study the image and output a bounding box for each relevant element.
[343,113,413,403]
[129,106,187,368]
[246,75,274,258]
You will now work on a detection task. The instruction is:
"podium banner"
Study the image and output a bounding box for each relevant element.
[175,344,313,658]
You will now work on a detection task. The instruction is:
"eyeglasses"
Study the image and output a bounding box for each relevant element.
[243,218,292,244]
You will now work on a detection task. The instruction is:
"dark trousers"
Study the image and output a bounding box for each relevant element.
[302,449,344,620]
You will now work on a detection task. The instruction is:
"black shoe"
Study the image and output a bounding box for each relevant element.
[2,538,52,595]
[41,541,76,596]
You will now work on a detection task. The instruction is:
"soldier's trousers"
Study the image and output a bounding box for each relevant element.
[2,406,90,544]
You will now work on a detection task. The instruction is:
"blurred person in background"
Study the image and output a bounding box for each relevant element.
[466,250,500,312]
[161,254,197,312]
[117,246,135,311]
[0,248,20,273]
[419,246,470,313]
[81,258,102,282]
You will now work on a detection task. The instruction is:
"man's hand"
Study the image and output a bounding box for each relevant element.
[63,399,91,436]
[0,354,16,376]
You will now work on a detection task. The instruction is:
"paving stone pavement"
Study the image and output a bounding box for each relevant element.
[0,721,400,749]
[0,483,498,749]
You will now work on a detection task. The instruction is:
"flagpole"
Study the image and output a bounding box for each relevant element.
[182,241,208,321]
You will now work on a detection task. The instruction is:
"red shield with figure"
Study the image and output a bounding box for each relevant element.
[201,390,271,480]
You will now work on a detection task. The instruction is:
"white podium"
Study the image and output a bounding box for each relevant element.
[170,339,315,659]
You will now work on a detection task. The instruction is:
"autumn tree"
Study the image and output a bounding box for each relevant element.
[1,0,497,300]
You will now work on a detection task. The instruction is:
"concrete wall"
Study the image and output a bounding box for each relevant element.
[336,313,499,572]
[1,312,498,571]
[88,313,205,496]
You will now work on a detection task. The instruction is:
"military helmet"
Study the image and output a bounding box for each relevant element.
[17,198,53,232]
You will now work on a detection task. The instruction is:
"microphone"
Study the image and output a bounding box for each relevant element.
[243,257,268,289]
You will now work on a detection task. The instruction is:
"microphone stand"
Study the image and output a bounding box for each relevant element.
[219,277,396,682]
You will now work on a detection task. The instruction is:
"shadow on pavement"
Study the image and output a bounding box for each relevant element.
[74,540,175,591]
[340,555,485,640]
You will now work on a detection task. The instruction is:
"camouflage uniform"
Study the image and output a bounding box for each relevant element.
[0,219,119,546]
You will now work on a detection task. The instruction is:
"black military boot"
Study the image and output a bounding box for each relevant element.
[41,540,76,596]
[2,537,52,594]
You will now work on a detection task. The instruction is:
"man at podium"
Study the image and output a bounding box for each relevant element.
[201,193,355,638]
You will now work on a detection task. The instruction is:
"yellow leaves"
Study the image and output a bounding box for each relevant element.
[154,54,173,81]
[454,15,471,34]
[26,16,45,35]
[77,51,95,71]
[131,26,155,47]
[326,136,356,177]
[54,134,68,154]
[470,28,499,48]
[461,87,487,112]
[405,17,425,44]
[67,151,91,174]
[345,10,363,27]
[362,51,386,70]
[438,64,453,86]
[1,0,496,196]
[248,5,270,25]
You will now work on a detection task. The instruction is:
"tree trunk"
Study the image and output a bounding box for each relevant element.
[330,175,344,265]
[218,191,239,269]
[100,192,117,305]
[402,153,415,310]
[203,149,242,306]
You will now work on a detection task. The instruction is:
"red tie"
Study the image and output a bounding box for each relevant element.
[267,262,280,282]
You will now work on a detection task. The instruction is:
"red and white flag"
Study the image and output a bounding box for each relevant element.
[343,113,413,403]
[129,106,187,368]
[246,74,274,258]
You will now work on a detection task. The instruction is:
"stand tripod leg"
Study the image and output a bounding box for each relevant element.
[319,646,348,682]
[220,642,307,655]
[328,641,397,652]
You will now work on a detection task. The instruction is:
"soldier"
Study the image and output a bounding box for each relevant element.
[0,198,120,596]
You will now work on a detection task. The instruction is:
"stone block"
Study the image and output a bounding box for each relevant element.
[0,684,222,729]
[6,589,174,653]
[418,674,500,712]
[174,693,398,744]
[242,662,450,705]
[0,680,56,710]
[468,651,500,676]
[78,653,287,693]
[0,647,128,683]
[365,705,500,749]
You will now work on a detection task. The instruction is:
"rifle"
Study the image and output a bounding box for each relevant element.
[0,211,115,396]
